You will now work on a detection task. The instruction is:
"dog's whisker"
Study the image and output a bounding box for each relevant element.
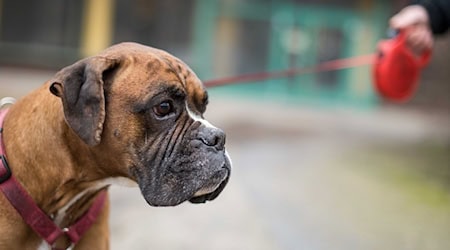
[0,42,231,248]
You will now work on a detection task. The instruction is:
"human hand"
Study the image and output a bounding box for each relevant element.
[390,5,434,54]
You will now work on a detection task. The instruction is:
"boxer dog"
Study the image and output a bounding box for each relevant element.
[0,42,231,249]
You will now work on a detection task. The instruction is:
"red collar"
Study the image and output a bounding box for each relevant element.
[0,108,107,249]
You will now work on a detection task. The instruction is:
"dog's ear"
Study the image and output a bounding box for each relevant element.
[50,57,119,146]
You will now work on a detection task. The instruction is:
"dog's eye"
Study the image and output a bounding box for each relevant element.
[153,101,173,117]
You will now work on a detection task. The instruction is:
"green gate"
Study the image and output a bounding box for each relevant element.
[192,0,389,108]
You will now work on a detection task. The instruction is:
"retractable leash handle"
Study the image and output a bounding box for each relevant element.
[373,29,432,102]
[390,29,431,68]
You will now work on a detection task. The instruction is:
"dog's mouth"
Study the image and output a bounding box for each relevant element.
[189,168,230,204]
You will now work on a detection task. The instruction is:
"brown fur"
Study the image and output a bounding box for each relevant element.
[0,43,215,249]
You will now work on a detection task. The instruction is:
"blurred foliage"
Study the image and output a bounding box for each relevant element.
[344,142,450,207]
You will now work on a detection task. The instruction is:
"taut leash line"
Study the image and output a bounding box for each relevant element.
[203,54,375,88]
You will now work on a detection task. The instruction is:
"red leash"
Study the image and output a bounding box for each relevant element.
[203,54,376,88]
[0,108,107,249]
[203,32,431,103]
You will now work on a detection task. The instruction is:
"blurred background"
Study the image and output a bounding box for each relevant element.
[0,0,449,249]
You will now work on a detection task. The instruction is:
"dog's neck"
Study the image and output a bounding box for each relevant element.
[2,84,117,227]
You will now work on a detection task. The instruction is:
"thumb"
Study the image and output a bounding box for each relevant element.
[389,5,429,29]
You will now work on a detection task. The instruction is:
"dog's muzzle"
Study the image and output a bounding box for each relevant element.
[189,163,231,204]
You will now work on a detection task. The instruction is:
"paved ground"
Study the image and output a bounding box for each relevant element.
[1,67,449,250]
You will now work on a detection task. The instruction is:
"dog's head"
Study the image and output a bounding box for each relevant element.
[49,42,231,206]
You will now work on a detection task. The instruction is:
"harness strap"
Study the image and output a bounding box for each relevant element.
[0,108,107,249]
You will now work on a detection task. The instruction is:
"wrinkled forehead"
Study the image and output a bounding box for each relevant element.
[150,50,208,114]
[155,49,207,105]
[103,43,208,113]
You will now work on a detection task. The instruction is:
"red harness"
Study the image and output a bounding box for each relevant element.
[0,108,107,249]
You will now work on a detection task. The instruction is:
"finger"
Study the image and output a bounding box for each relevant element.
[413,27,433,50]
[422,32,434,50]
[389,5,428,29]
[406,29,433,54]
[407,35,422,53]
[390,14,415,29]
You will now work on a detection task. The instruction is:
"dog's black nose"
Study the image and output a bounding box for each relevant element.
[198,127,226,150]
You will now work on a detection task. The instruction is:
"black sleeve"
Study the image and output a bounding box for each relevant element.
[411,0,450,34]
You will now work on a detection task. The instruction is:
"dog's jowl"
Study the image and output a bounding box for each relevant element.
[0,42,231,249]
